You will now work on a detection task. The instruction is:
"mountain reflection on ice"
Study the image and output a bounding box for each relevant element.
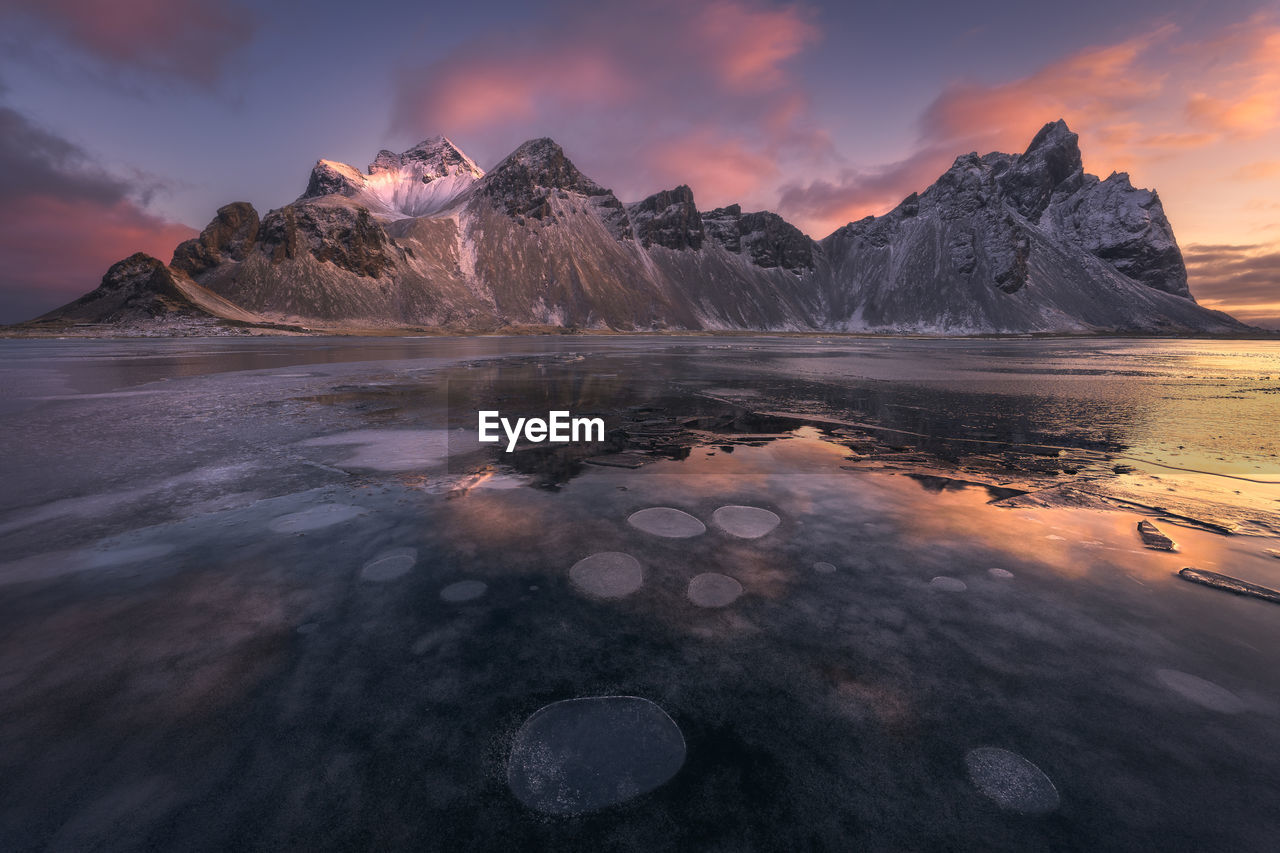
[0,336,1278,852]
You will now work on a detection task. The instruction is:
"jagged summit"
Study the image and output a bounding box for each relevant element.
[302,136,484,219]
[369,136,483,180]
[477,137,631,238]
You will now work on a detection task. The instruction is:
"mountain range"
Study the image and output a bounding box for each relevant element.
[21,120,1249,335]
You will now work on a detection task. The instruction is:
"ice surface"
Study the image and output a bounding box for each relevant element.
[360,551,416,583]
[297,430,451,472]
[569,552,644,599]
[687,573,744,608]
[813,561,837,574]
[711,505,781,539]
[440,580,488,602]
[930,576,968,592]
[627,507,706,538]
[267,504,364,533]
[506,697,686,815]
[965,747,1060,814]
[1155,669,1246,713]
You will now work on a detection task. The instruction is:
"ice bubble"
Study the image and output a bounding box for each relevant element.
[711,505,781,539]
[687,573,744,607]
[627,507,706,538]
[569,552,644,599]
[966,747,1060,814]
[930,576,967,592]
[988,568,1014,579]
[507,696,686,815]
[268,504,363,533]
[360,552,416,583]
[813,561,838,574]
[440,580,488,602]
[1156,669,1246,713]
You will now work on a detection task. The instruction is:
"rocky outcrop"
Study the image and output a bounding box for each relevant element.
[30,253,272,329]
[171,202,260,277]
[702,205,816,272]
[627,185,704,250]
[256,201,402,278]
[476,138,633,240]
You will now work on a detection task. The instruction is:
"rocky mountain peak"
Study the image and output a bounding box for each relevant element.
[998,119,1085,219]
[477,137,631,238]
[627,185,704,250]
[371,136,483,180]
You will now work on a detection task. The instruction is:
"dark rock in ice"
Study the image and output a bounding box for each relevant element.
[507,697,686,815]
[1155,668,1247,713]
[1137,520,1176,551]
[569,552,644,599]
[965,747,1060,814]
[711,505,781,539]
[628,507,706,538]
[1177,568,1280,605]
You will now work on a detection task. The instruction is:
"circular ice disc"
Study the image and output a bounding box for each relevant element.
[268,504,363,533]
[507,696,686,815]
[570,552,644,599]
[712,505,781,539]
[965,747,1060,814]
[627,508,706,538]
[988,568,1014,579]
[930,576,967,592]
[687,573,744,608]
[813,561,837,574]
[440,580,488,602]
[1156,669,1246,713]
[360,553,415,582]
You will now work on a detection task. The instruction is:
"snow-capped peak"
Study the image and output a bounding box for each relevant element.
[301,136,484,219]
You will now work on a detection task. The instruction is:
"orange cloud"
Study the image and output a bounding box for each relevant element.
[780,13,1280,240]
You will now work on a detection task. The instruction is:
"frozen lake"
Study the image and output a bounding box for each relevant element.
[1,336,1279,850]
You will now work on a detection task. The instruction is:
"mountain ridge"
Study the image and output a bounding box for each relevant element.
[16,120,1252,336]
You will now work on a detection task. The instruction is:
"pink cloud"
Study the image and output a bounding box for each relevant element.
[3,0,253,84]
[0,105,194,322]
[391,0,822,208]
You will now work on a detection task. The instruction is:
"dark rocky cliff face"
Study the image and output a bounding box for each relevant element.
[627,186,705,250]
[702,205,816,272]
[476,138,632,240]
[256,202,402,278]
[172,202,260,277]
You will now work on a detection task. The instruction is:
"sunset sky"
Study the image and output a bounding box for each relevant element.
[1,0,1277,326]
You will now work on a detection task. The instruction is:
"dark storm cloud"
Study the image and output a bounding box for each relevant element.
[0,105,193,324]
[2,0,255,86]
